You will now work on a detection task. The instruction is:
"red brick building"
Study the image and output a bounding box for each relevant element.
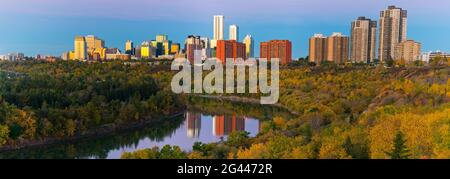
[216,40,246,63]
[260,40,292,65]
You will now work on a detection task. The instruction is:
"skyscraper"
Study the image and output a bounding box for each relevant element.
[394,40,421,63]
[243,35,254,58]
[229,25,239,41]
[216,40,246,63]
[212,15,224,48]
[327,32,349,64]
[260,40,292,65]
[74,36,87,60]
[309,34,327,64]
[379,6,407,62]
[213,15,224,40]
[125,40,134,55]
[351,17,377,63]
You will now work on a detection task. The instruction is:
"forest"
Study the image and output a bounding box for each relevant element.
[122,63,450,159]
[0,61,184,149]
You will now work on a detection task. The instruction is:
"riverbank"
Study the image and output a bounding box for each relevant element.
[0,110,185,152]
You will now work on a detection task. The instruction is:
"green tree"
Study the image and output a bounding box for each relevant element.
[386,131,410,159]
[0,125,10,146]
[227,131,250,148]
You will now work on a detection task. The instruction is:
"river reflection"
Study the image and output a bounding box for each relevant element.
[0,111,260,159]
[0,99,294,159]
[105,112,260,159]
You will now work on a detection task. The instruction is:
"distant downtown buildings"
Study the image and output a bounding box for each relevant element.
[27,6,444,64]
[308,5,423,65]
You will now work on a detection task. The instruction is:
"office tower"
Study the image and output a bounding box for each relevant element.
[260,40,292,65]
[171,43,180,54]
[156,34,168,43]
[394,40,421,63]
[309,34,327,64]
[186,112,202,139]
[216,40,246,63]
[229,25,239,41]
[379,6,407,62]
[185,35,203,63]
[151,40,163,57]
[74,36,87,60]
[163,40,172,55]
[141,42,154,59]
[351,17,377,63]
[125,40,134,55]
[243,35,254,58]
[85,35,105,55]
[327,32,349,64]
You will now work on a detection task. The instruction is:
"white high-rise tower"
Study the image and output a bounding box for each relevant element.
[229,24,239,41]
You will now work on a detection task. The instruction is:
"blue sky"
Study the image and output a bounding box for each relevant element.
[0,0,449,58]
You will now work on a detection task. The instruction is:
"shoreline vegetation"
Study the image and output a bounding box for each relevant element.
[0,111,185,152]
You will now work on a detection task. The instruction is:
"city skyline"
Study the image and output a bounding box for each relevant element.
[0,0,450,58]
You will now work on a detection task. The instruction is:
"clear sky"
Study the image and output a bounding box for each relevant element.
[0,0,449,58]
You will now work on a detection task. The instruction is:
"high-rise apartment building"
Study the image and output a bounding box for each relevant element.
[351,17,377,63]
[74,36,87,60]
[260,40,292,65]
[229,25,239,41]
[379,6,407,62]
[243,35,254,58]
[394,40,421,63]
[216,40,246,63]
[327,32,349,64]
[309,34,327,64]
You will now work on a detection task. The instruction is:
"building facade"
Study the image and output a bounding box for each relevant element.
[309,34,327,64]
[125,40,134,55]
[216,40,246,63]
[260,40,292,65]
[185,35,203,63]
[74,36,87,60]
[394,40,421,63]
[327,32,349,64]
[243,35,254,58]
[351,17,377,63]
[379,6,408,62]
[229,25,239,41]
